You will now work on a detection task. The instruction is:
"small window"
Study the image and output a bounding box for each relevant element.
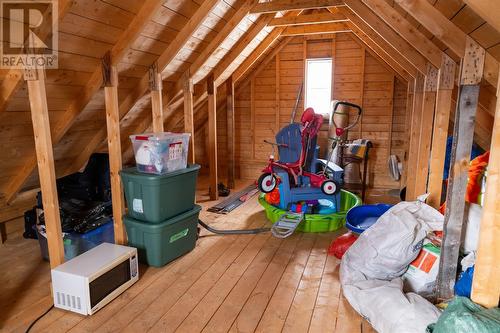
[305,58,333,115]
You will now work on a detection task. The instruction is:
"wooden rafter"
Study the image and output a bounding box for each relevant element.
[394,0,499,89]
[63,0,220,175]
[343,0,428,74]
[171,0,258,102]
[250,0,343,14]
[462,0,500,34]
[0,0,72,117]
[2,0,165,203]
[268,11,347,27]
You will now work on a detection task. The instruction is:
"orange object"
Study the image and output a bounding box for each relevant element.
[265,188,280,205]
[439,151,489,213]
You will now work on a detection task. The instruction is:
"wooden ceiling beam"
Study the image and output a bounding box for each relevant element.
[250,0,343,14]
[2,0,165,203]
[280,22,350,36]
[0,0,72,117]
[338,8,418,78]
[462,0,500,35]
[343,0,428,75]
[268,11,347,27]
[171,0,259,103]
[359,0,442,68]
[393,0,499,89]
[60,0,220,178]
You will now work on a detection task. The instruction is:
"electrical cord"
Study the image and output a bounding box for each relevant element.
[198,219,270,235]
[25,304,54,333]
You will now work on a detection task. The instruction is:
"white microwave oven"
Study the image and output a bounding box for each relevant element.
[51,242,139,315]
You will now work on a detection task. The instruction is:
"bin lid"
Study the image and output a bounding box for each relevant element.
[120,164,200,180]
[123,205,202,229]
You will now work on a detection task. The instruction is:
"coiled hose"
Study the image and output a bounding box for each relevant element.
[198,219,270,235]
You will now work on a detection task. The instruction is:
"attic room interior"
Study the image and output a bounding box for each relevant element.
[1,0,500,332]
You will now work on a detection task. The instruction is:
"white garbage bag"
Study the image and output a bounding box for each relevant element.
[340,201,443,333]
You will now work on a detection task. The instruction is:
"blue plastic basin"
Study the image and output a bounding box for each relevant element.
[345,204,393,234]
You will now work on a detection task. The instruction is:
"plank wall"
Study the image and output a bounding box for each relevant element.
[226,33,409,192]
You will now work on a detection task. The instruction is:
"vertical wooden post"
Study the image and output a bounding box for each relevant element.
[414,63,439,196]
[226,76,235,189]
[406,73,425,200]
[427,55,456,209]
[359,47,366,138]
[437,37,486,301]
[26,68,64,268]
[208,73,218,200]
[402,80,415,188]
[149,62,164,133]
[183,71,195,164]
[102,53,127,245]
[472,67,500,308]
[250,78,256,159]
[275,54,280,131]
[387,75,395,156]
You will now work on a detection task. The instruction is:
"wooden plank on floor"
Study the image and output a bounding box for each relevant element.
[309,250,342,333]
[177,235,283,332]
[335,293,362,333]
[149,231,271,332]
[282,234,331,333]
[254,234,316,333]
[201,235,301,333]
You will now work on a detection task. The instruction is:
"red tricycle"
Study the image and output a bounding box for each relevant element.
[257,107,340,196]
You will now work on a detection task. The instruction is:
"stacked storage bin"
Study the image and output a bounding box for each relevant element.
[121,133,201,267]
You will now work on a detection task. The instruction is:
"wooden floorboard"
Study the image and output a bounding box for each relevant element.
[0,179,369,333]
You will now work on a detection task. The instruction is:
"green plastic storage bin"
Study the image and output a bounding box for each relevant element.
[120,164,200,223]
[258,190,361,233]
[124,205,201,267]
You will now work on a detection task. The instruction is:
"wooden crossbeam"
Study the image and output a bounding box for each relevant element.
[472,67,500,308]
[102,54,126,245]
[427,55,457,208]
[462,0,500,34]
[207,74,218,200]
[25,68,64,268]
[343,0,427,74]
[394,0,498,89]
[250,0,343,13]
[280,22,350,36]
[2,0,164,203]
[268,11,347,26]
[437,37,486,301]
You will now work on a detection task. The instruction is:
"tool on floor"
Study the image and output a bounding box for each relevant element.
[271,211,304,238]
[207,184,259,214]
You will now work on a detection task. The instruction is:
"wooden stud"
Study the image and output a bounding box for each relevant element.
[472,67,500,308]
[250,0,343,13]
[275,54,281,131]
[25,67,64,268]
[150,62,164,133]
[268,12,347,26]
[413,63,439,196]
[102,53,126,245]
[207,74,218,200]
[402,81,415,187]
[387,75,396,155]
[226,76,235,189]
[427,55,457,208]
[359,47,366,137]
[405,73,425,200]
[251,78,256,159]
[393,0,498,89]
[183,72,195,164]
[437,37,486,301]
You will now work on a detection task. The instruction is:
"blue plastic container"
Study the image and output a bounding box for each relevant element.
[345,204,392,234]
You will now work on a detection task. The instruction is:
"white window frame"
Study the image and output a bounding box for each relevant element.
[304,58,333,115]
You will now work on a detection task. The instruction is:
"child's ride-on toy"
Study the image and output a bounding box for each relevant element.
[257,107,340,196]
